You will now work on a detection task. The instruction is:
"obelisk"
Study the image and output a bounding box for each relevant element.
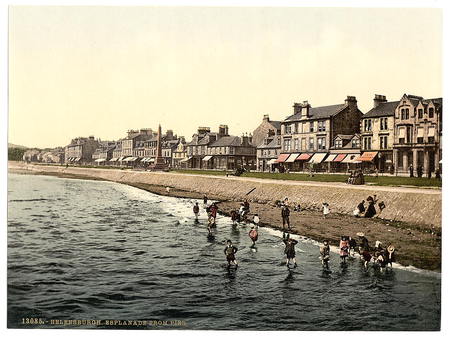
[153,124,169,170]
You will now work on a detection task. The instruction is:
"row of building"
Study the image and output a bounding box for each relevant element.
[23,93,442,176]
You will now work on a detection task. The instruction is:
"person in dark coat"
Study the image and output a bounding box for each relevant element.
[409,164,414,177]
[283,232,298,268]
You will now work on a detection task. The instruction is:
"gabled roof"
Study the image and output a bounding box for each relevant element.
[210,136,242,147]
[257,135,281,149]
[363,101,398,118]
[284,104,347,122]
[268,120,282,129]
[335,134,354,141]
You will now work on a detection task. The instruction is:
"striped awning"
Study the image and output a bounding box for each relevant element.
[285,153,300,163]
[308,153,327,164]
[324,154,336,162]
[202,155,213,161]
[342,154,359,163]
[95,158,106,162]
[180,156,191,163]
[275,154,290,163]
[356,152,378,162]
[333,154,347,162]
[109,157,118,162]
[267,158,277,165]
[296,153,312,161]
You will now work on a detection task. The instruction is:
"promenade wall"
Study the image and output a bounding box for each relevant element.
[9,162,442,228]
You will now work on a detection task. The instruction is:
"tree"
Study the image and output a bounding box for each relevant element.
[8,148,27,161]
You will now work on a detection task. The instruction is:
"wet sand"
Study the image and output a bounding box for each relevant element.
[9,167,441,271]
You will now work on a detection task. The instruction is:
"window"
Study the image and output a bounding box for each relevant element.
[351,138,360,148]
[285,124,291,134]
[418,109,423,119]
[318,121,326,132]
[294,123,298,133]
[283,139,291,151]
[294,138,299,150]
[334,139,342,148]
[309,122,314,133]
[363,136,372,150]
[379,136,388,149]
[317,137,326,150]
[405,108,409,119]
[363,119,372,131]
[308,138,315,151]
[380,117,388,131]
[301,138,306,151]
[429,108,434,118]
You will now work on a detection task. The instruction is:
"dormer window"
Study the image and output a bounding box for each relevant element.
[334,139,342,148]
[429,107,434,118]
[418,109,423,119]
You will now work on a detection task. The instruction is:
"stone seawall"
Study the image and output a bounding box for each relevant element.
[9,162,442,228]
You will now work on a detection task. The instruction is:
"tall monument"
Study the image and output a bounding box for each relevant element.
[152,124,169,170]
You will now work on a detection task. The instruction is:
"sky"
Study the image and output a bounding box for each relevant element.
[8,6,442,149]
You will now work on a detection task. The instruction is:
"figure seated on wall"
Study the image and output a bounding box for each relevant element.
[232,167,246,176]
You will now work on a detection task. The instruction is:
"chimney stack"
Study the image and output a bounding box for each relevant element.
[218,125,229,137]
[263,114,270,122]
[373,94,387,108]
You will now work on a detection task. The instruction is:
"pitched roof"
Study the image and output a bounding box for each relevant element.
[363,101,399,118]
[257,135,281,149]
[210,136,242,147]
[335,134,354,140]
[284,104,346,122]
[268,120,282,129]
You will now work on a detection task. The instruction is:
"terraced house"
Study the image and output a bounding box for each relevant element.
[392,94,442,176]
[276,96,363,171]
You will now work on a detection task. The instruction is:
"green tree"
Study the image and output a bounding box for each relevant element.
[8,148,27,161]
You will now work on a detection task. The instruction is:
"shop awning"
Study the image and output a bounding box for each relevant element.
[109,157,118,162]
[275,154,290,163]
[124,157,138,162]
[74,157,81,162]
[342,154,359,163]
[356,152,378,162]
[118,156,126,162]
[308,153,327,164]
[285,153,300,163]
[95,158,106,162]
[296,153,312,161]
[267,158,277,165]
[428,127,435,137]
[333,154,347,162]
[202,155,212,161]
[324,154,336,162]
[180,156,191,163]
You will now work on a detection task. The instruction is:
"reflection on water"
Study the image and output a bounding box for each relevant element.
[7,174,441,330]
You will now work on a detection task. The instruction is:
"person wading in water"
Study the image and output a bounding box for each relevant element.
[283,232,298,268]
[249,225,259,248]
[193,202,200,224]
[224,240,238,269]
[320,240,330,270]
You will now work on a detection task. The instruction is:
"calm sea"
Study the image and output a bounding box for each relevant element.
[7,173,441,330]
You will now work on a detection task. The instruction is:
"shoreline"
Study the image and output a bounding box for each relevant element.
[8,166,441,272]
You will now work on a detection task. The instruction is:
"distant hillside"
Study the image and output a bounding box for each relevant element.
[8,143,28,149]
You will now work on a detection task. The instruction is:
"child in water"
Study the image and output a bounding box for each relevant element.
[193,202,200,223]
[249,225,259,248]
[224,240,238,268]
[283,232,298,268]
[339,236,350,264]
[320,240,330,270]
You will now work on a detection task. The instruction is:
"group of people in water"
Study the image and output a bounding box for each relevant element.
[193,195,396,271]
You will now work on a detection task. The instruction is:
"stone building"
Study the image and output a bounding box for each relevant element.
[172,137,187,168]
[328,134,361,172]
[276,96,363,171]
[121,129,153,158]
[256,134,281,172]
[92,141,117,165]
[186,126,220,169]
[204,133,256,170]
[252,114,281,147]
[359,94,396,172]
[65,136,99,164]
[392,94,442,176]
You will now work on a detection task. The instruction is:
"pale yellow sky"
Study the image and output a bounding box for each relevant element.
[8,6,442,148]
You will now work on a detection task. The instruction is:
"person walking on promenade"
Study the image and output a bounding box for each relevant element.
[203,195,208,206]
[320,240,330,270]
[224,240,238,269]
[281,198,291,231]
[409,164,414,177]
[193,202,200,224]
[339,236,350,264]
[322,202,330,219]
[283,232,298,268]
